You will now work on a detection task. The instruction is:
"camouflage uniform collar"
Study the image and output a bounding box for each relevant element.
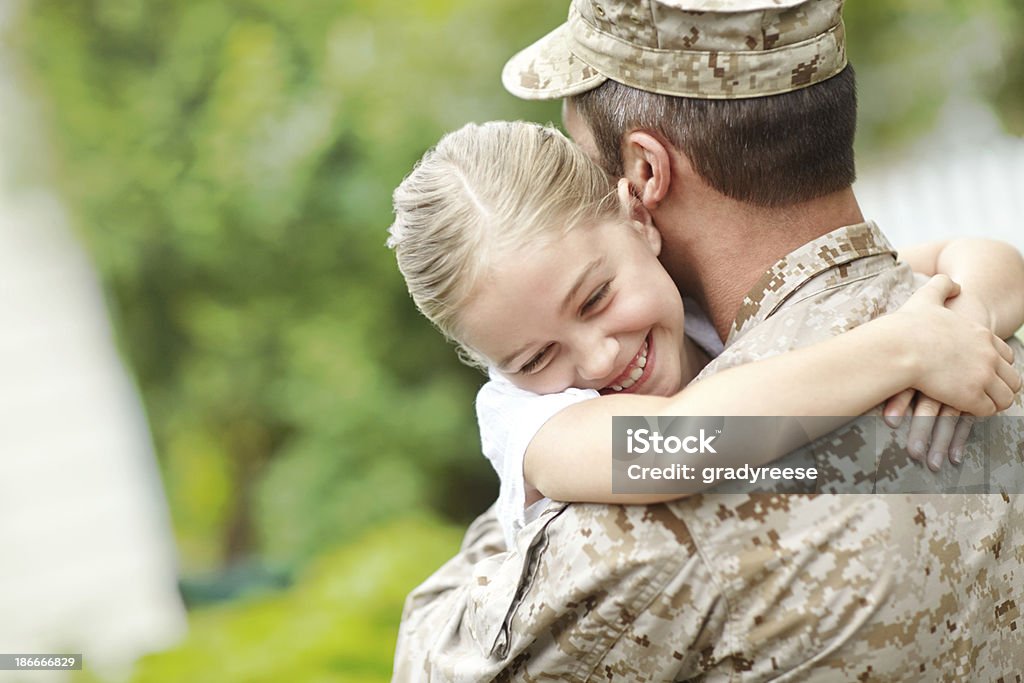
[727,221,897,345]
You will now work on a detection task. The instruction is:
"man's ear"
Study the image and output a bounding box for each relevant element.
[621,131,671,211]
[616,178,662,256]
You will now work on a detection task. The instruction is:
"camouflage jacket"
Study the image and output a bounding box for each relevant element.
[393,222,1024,682]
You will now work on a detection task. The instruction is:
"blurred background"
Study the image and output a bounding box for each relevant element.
[0,0,1021,681]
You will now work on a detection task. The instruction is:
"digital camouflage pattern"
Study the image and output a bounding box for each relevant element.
[393,222,1024,681]
[502,0,847,100]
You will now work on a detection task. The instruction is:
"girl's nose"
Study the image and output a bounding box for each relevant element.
[576,334,619,383]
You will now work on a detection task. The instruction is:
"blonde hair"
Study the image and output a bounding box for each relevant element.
[388,121,616,368]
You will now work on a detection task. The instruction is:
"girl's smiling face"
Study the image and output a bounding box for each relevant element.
[459,217,687,397]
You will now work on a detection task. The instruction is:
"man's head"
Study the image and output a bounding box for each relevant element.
[565,68,857,207]
[504,0,857,209]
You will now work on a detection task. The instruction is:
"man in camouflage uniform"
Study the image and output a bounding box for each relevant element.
[393,1,1024,680]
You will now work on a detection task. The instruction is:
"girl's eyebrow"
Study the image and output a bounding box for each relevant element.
[497,256,606,372]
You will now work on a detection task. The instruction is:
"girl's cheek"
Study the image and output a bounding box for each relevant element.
[619,293,658,324]
[532,365,575,395]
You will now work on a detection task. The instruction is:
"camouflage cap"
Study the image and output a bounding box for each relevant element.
[502,0,847,100]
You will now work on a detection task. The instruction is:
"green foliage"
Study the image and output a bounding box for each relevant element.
[15,0,562,573]
[71,517,463,683]
[844,0,1024,155]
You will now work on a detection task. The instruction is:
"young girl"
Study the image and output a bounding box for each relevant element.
[388,121,1023,547]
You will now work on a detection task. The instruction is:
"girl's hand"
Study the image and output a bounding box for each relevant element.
[883,275,1022,470]
[888,275,1021,417]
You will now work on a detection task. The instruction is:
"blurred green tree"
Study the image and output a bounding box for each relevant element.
[16,0,558,574]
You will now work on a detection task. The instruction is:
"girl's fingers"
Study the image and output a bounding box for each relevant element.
[914,274,959,303]
[993,335,1015,365]
[995,354,1022,394]
[986,378,1015,413]
[884,389,915,428]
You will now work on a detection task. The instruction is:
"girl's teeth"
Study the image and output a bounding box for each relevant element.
[607,337,651,392]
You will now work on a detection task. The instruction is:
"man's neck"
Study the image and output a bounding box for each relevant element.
[658,187,865,341]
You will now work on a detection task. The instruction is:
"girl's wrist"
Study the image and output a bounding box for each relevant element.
[870,314,922,389]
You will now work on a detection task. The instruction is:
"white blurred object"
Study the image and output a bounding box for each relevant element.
[857,97,1024,251]
[0,4,187,682]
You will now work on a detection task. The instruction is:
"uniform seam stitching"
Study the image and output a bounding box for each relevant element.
[581,555,679,681]
[774,270,890,316]
[685,512,737,683]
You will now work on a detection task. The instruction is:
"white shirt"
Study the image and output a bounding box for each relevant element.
[475,299,723,548]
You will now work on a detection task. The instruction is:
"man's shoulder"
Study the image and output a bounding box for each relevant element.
[711,221,902,355]
[706,251,917,378]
